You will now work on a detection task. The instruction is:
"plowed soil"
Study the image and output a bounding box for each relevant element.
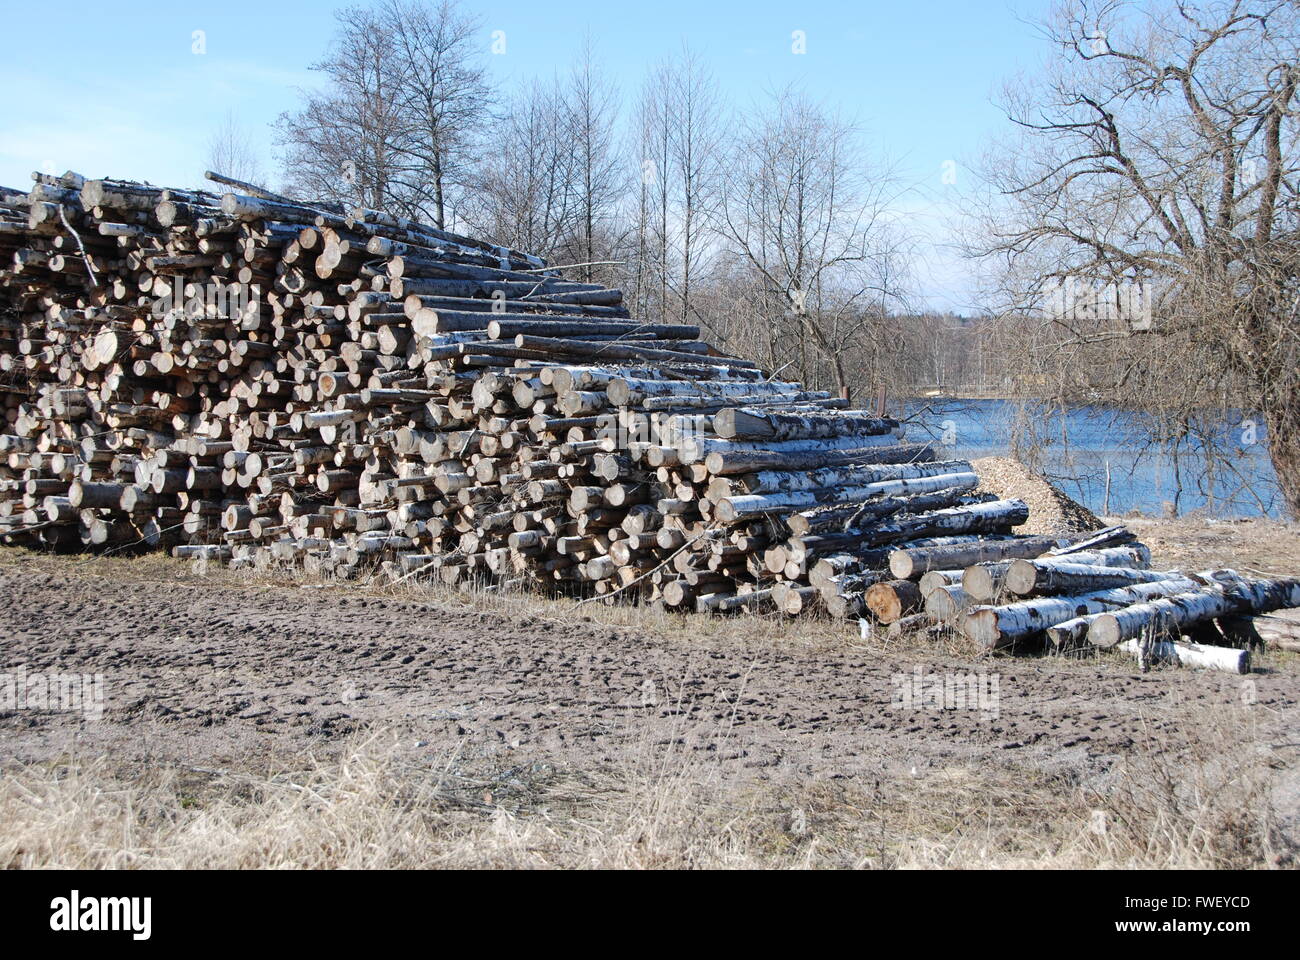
[2,529,1296,800]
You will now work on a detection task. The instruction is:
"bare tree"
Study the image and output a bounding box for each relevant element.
[275,5,406,210]
[714,88,910,398]
[464,45,624,278]
[206,110,264,185]
[276,0,489,225]
[977,0,1300,515]
[624,49,723,325]
[632,62,675,324]
[466,78,581,258]
[564,39,625,282]
[271,12,929,412]
[669,48,723,325]
[380,0,491,228]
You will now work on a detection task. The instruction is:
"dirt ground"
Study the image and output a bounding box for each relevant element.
[1,515,1298,867]
[1118,514,1300,578]
[1,520,1297,783]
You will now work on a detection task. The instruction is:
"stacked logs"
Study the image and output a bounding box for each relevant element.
[0,168,1037,610]
[860,526,1300,671]
[0,167,1295,662]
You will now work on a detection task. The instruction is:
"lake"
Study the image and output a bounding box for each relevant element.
[899,398,1282,518]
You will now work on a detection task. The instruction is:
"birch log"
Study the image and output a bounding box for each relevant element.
[923,584,970,620]
[732,458,971,496]
[865,579,924,623]
[963,572,1244,649]
[1119,637,1250,674]
[962,544,1152,601]
[889,534,1074,580]
[1085,578,1300,649]
[712,472,979,523]
[711,407,897,442]
[1003,557,1172,597]
[703,442,934,476]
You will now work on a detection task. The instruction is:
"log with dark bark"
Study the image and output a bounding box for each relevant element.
[1003,556,1167,597]
[711,407,898,442]
[888,535,1074,581]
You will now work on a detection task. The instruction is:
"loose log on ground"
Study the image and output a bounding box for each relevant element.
[963,572,1242,650]
[1083,578,1300,649]
[1119,637,1250,674]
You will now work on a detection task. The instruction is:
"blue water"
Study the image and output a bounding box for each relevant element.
[899,398,1282,518]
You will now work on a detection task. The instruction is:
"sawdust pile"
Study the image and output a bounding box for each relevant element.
[971,457,1103,536]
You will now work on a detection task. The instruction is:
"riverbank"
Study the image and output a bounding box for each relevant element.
[901,397,1282,518]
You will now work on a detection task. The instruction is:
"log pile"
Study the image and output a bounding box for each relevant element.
[867,525,1300,671]
[0,168,1035,607]
[0,167,1295,666]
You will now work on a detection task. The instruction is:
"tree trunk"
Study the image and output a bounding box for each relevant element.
[712,472,979,523]
[704,442,933,477]
[1003,557,1170,597]
[889,534,1070,580]
[865,579,923,623]
[734,457,966,495]
[923,584,969,621]
[711,407,896,442]
[963,544,1151,601]
[1265,400,1300,519]
[787,487,987,536]
[431,152,445,231]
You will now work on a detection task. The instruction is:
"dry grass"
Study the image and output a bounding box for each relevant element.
[1073,714,1295,869]
[1115,515,1300,579]
[2,703,1291,870]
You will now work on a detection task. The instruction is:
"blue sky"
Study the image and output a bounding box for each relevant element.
[0,0,1054,311]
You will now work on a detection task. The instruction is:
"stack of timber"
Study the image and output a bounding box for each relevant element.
[868,525,1300,672]
[0,167,1296,663]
